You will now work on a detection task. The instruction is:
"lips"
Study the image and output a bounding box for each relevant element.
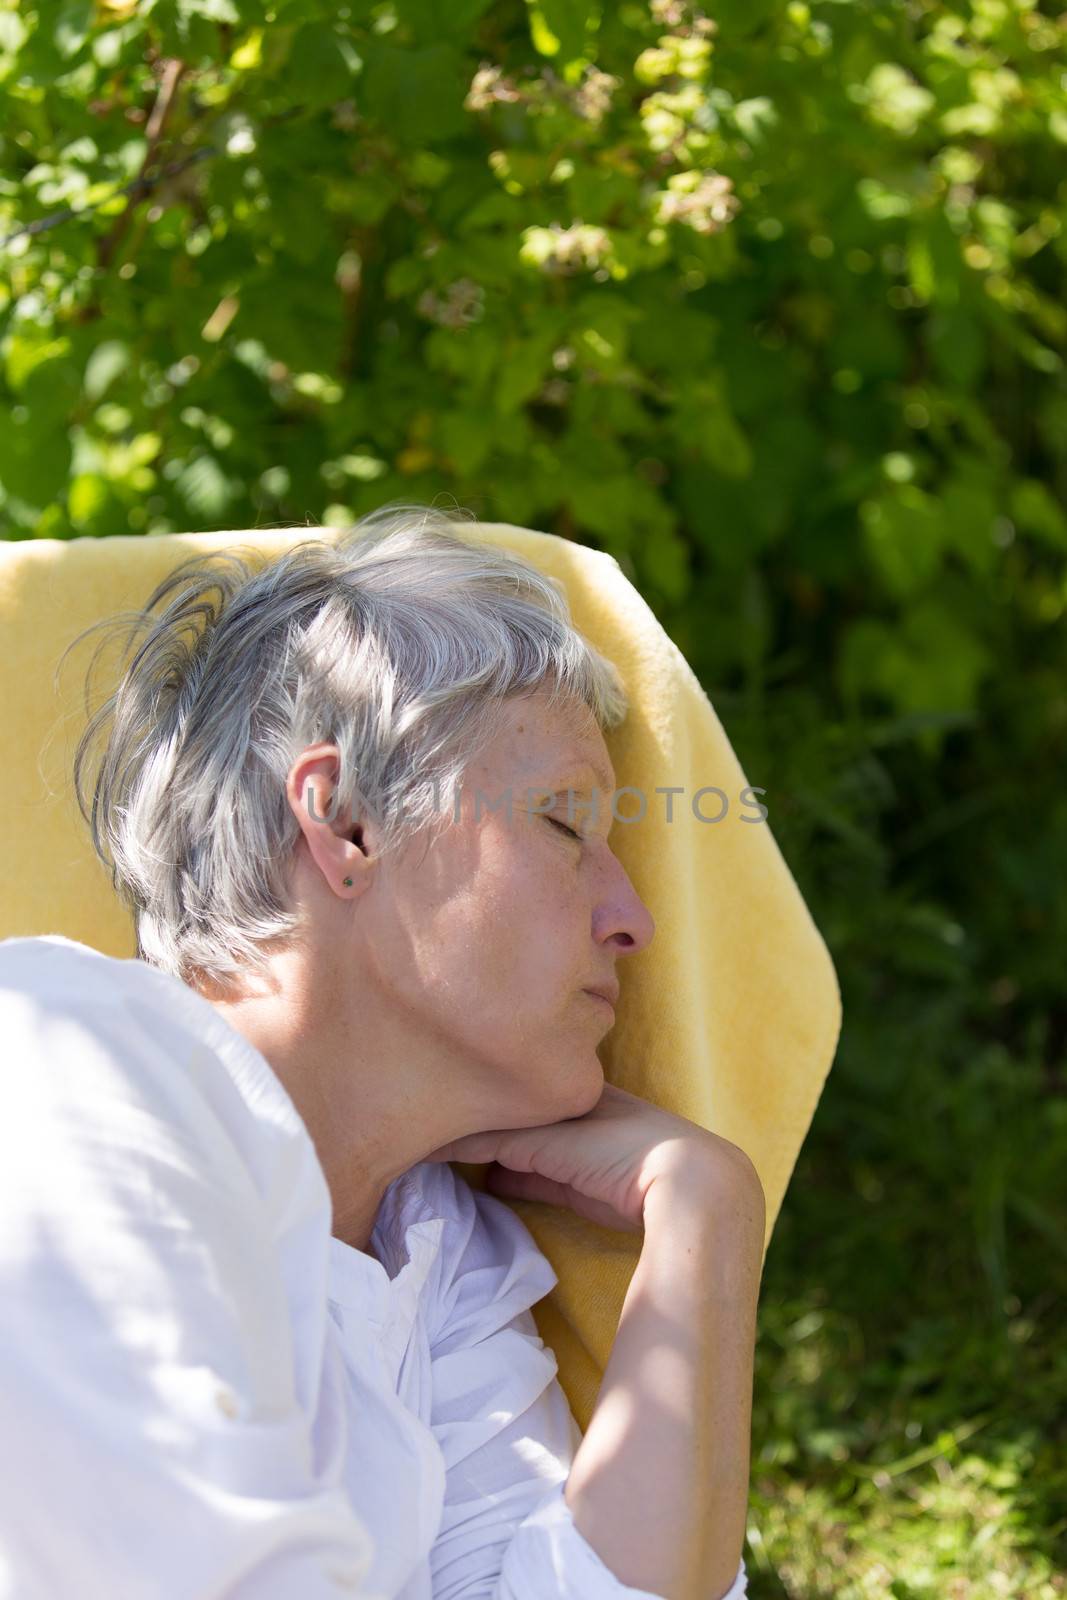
[583,981,620,1008]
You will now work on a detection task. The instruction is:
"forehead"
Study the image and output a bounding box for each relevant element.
[497,694,616,792]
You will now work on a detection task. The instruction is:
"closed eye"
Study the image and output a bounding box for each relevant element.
[547,816,582,841]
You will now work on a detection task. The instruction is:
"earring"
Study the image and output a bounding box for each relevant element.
[342,877,353,887]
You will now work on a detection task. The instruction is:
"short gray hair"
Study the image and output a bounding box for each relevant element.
[66,502,629,995]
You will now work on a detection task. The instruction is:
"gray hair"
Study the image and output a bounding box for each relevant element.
[65,503,629,996]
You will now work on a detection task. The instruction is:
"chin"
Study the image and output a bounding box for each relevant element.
[564,1052,606,1119]
[520,1038,605,1125]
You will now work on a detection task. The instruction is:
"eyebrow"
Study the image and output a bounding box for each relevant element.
[550,759,614,788]
[542,769,617,810]
[527,773,616,837]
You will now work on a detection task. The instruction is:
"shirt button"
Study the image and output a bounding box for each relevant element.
[215,1385,239,1419]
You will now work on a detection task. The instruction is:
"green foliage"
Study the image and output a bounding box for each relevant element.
[2,1,1066,1591]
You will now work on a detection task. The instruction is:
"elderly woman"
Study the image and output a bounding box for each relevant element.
[0,505,765,1600]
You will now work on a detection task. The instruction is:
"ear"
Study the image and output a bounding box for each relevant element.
[286,743,384,899]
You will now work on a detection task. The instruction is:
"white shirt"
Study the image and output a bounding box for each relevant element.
[0,935,748,1600]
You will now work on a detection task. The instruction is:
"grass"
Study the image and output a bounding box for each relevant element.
[744,973,1066,1598]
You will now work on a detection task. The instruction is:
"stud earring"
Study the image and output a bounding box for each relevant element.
[342,877,353,887]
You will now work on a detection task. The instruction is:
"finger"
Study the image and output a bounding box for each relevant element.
[422,1132,503,1165]
[486,1166,573,1208]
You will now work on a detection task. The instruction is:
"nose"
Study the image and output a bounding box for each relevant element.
[593,856,656,956]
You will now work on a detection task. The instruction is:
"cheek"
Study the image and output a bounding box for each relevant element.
[404,830,581,1003]
[455,884,573,1005]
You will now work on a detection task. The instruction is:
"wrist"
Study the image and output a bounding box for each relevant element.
[640,1140,767,1247]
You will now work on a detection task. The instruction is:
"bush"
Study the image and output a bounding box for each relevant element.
[3,3,1065,1592]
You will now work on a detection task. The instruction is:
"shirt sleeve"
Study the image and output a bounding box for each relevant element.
[0,966,383,1600]
[422,1167,748,1600]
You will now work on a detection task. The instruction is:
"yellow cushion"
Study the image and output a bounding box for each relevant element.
[0,522,841,1431]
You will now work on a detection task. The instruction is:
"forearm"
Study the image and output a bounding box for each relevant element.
[563,1158,766,1600]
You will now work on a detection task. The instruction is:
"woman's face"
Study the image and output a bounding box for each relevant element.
[354,689,656,1127]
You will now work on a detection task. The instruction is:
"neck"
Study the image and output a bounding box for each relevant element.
[193,954,486,1254]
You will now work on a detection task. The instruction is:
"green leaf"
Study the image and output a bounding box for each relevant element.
[84,341,131,403]
[494,329,559,414]
[939,463,999,577]
[5,336,72,392]
[360,43,470,142]
[68,472,109,526]
[733,97,778,144]
[175,454,233,520]
[927,310,986,389]
[567,475,638,544]
[839,602,990,722]
[436,412,492,476]
[674,377,753,479]
[861,487,944,598]
[55,0,94,58]
[0,414,72,506]
[907,211,962,307]
[1010,480,1067,552]
[178,0,241,22]
[283,23,357,109]
[0,10,29,60]
[642,526,691,602]
[524,0,596,66]
[384,257,427,300]
[394,0,496,37]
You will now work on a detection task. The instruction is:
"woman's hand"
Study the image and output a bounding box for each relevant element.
[421,1082,763,1234]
